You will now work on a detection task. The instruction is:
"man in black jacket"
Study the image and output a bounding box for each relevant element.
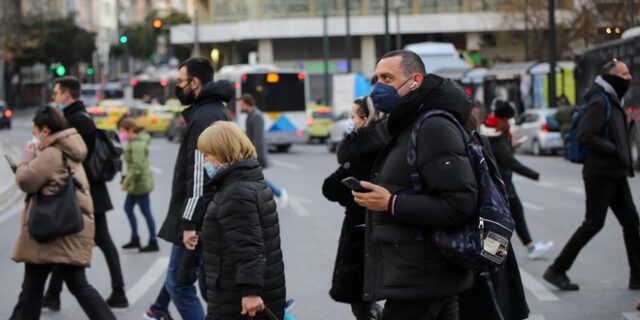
[352,50,478,319]
[41,77,129,310]
[544,60,640,291]
[145,58,232,320]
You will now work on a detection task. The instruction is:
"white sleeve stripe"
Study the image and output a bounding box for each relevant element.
[182,150,204,220]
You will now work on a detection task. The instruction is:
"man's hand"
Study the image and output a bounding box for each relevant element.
[241,295,265,318]
[183,230,198,250]
[120,184,127,192]
[352,181,392,212]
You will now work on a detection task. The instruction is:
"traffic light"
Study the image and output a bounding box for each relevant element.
[120,35,128,44]
[152,19,163,30]
[86,67,94,76]
[55,65,66,77]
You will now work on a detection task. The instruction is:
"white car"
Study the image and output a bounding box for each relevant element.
[512,109,563,155]
[327,111,350,153]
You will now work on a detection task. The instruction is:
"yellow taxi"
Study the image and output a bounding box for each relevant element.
[130,105,175,134]
[307,104,335,143]
[92,99,130,130]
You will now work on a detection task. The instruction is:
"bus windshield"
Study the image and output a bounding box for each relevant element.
[242,73,305,112]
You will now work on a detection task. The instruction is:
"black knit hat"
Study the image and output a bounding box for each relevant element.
[494,99,516,119]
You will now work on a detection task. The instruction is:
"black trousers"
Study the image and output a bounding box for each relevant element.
[47,212,125,294]
[510,192,533,246]
[383,295,458,320]
[551,174,640,278]
[10,263,115,320]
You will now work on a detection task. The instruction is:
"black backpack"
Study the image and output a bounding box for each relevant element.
[82,113,123,182]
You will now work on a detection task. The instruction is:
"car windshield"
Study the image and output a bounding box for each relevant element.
[312,111,334,119]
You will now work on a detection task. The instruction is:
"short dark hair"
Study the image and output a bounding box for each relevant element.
[380,50,426,76]
[33,106,69,134]
[178,57,214,85]
[239,93,256,106]
[54,76,81,99]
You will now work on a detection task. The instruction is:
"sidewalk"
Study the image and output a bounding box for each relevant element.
[0,141,22,213]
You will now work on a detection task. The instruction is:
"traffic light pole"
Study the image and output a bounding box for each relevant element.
[193,8,200,57]
[323,2,330,106]
[346,0,352,73]
[384,0,391,53]
[548,0,557,108]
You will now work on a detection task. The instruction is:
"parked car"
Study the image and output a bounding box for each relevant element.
[307,105,335,144]
[129,105,174,134]
[512,108,563,155]
[0,100,12,129]
[326,111,349,153]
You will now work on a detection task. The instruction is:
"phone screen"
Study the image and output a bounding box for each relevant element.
[4,154,17,173]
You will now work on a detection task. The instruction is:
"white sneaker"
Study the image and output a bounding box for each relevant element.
[527,241,554,259]
[278,188,289,209]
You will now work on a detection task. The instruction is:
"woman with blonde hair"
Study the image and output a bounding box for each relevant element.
[194,121,286,319]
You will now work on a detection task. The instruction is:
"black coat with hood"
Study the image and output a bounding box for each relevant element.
[200,159,286,320]
[362,74,478,302]
[63,100,113,214]
[578,75,635,178]
[321,120,389,303]
[158,80,235,244]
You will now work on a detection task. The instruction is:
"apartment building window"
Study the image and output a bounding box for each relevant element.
[211,0,249,21]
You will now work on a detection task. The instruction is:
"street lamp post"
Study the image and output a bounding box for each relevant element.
[384,0,391,53]
[393,0,402,50]
[548,0,557,108]
[193,5,200,57]
[346,0,352,73]
[524,0,529,61]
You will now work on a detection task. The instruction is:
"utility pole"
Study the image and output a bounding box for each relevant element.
[345,0,352,73]
[394,0,401,50]
[193,4,200,57]
[323,1,330,105]
[524,0,529,61]
[548,0,557,108]
[629,0,636,27]
[384,0,391,53]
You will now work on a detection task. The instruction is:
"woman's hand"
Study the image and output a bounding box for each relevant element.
[120,184,128,192]
[241,295,265,318]
[183,230,198,250]
[352,181,392,212]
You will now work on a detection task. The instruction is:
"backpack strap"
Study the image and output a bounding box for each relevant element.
[407,110,468,194]
[591,92,613,139]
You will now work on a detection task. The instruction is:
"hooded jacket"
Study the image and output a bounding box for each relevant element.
[12,128,95,266]
[363,74,478,301]
[123,131,154,195]
[158,80,234,244]
[578,75,634,178]
[200,159,286,320]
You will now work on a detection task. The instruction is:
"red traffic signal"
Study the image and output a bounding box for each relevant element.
[152,19,163,30]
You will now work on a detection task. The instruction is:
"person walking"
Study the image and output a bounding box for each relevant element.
[195,121,286,319]
[352,50,478,320]
[9,107,116,320]
[480,98,554,259]
[322,97,388,319]
[237,93,288,207]
[544,59,640,291]
[119,118,158,252]
[145,58,234,320]
[43,76,128,309]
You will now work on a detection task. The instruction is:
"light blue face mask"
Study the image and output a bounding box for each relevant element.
[345,119,355,134]
[204,162,217,179]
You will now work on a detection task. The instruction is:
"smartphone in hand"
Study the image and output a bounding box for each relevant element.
[4,154,17,173]
[341,176,371,193]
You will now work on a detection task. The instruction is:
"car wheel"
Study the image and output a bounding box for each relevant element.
[532,139,542,156]
[327,142,337,153]
[276,144,291,153]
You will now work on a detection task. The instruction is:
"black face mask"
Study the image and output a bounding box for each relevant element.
[602,73,630,100]
[175,85,195,106]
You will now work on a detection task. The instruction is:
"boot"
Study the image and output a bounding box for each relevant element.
[139,239,159,253]
[42,292,60,311]
[106,287,129,308]
[351,302,383,320]
[121,236,140,249]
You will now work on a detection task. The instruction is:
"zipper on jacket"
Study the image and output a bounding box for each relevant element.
[479,217,511,232]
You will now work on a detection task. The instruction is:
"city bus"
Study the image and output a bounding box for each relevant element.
[217,64,309,152]
[575,28,640,169]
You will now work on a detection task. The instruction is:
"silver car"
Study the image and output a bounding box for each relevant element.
[327,111,350,153]
[512,109,563,156]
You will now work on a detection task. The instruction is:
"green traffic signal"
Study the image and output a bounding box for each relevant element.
[120,35,128,44]
[55,65,66,77]
[86,67,94,76]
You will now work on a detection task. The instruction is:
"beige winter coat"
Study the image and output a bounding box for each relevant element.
[11,128,95,267]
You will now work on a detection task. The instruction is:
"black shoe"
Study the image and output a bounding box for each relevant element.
[543,267,580,291]
[106,289,129,308]
[122,236,140,249]
[630,282,640,290]
[139,240,159,253]
[42,293,60,311]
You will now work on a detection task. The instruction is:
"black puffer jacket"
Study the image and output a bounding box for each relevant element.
[200,159,286,320]
[322,121,389,303]
[480,125,539,197]
[363,74,478,301]
[158,80,234,244]
[63,101,113,214]
[579,78,635,178]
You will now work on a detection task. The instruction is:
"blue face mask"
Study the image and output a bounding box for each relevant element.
[204,162,217,179]
[345,119,355,134]
[370,77,414,113]
[57,103,66,111]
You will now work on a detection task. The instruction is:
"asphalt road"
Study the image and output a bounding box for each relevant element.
[0,109,639,319]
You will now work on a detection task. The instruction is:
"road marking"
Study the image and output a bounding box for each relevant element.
[563,187,583,194]
[623,312,640,320]
[288,198,312,217]
[150,165,164,174]
[514,176,585,196]
[522,202,544,211]
[295,195,313,203]
[519,268,560,302]
[527,315,546,320]
[271,160,302,171]
[538,181,558,188]
[126,256,170,305]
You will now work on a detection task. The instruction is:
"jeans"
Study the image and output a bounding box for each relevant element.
[124,193,157,240]
[151,285,172,312]
[509,193,533,246]
[383,295,459,320]
[154,244,206,320]
[265,179,282,198]
[10,263,115,320]
[551,175,640,277]
[47,212,125,295]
